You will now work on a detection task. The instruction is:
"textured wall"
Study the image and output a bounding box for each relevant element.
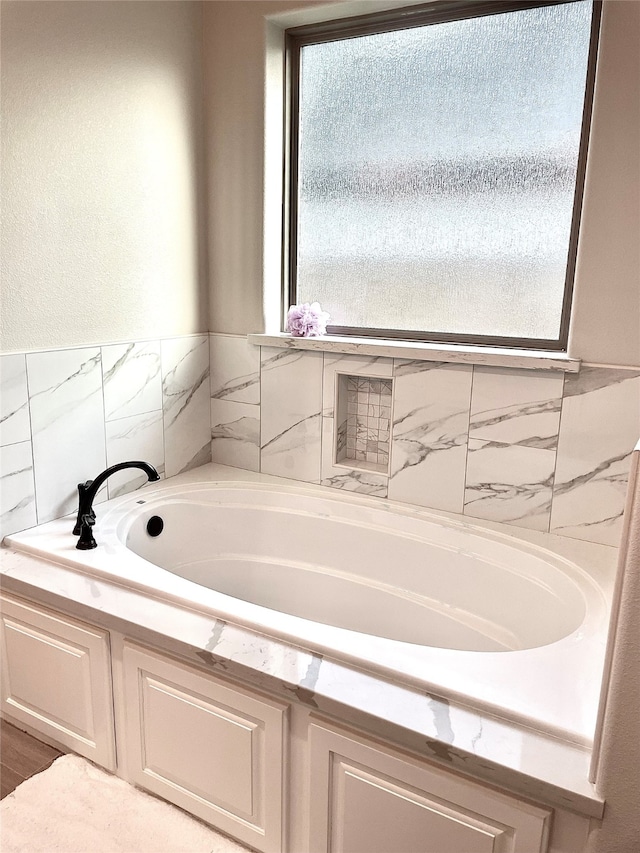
[1,1,208,353]
[203,0,292,337]
[569,0,640,366]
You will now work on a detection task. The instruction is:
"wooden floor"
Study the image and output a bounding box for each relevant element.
[1,720,63,799]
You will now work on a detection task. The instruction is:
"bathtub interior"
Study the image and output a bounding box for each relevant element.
[121,493,593,654]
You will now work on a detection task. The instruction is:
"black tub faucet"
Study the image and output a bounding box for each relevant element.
[73,460,160,550]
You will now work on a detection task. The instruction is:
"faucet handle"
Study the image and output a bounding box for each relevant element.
[76,514,97,550]
[73,481,96,535]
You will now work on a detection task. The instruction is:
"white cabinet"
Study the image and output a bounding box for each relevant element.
[308,722,552,853]
[121,642,288,853]
[0,594,115,769]
[0,592,590,853]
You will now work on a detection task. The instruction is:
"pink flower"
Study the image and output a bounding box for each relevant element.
[286,302,330,337]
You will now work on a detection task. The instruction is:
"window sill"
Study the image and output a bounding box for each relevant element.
[248,333,581,372]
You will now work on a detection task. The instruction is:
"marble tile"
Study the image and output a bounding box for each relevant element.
[388,361,473,513]
[464,439,555,532]
[211,399,260,472]
[0,441,37,537]
[161,336,211,478]
[551,367,640,546]
[260,348,323,482]
[26,348,107,524]
[105,412,165,499]
[320,417,388,496]
[469,367,563,449]
[0,354,31,447]
[101,341,162,422]
[322,353,392,418]
[210,334,260,405]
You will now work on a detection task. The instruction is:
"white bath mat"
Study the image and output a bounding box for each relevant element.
[0,754,251,853]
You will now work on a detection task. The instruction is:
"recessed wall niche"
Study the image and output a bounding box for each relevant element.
[335,375,393,474]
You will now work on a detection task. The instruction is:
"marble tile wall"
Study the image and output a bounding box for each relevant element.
[389,361,473,514]
[550,367,640,545]
[2,331,636,549]
[260,347,323,482]
[209,334,640,547]
[161,337,211,478]
[463,367,564,532]
[0,355,37,536]
[0,335,211,539]
[210,334,260,472]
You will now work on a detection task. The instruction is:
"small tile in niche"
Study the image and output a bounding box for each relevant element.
[335,373,393,475]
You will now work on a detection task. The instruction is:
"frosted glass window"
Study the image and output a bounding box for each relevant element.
[291,0,595,344]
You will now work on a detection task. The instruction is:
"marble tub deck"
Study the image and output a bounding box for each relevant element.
[0,463,616,819]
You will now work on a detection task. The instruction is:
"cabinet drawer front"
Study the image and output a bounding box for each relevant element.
[0,595,115,769]
[309,722,551,853]
[122,642,287,853]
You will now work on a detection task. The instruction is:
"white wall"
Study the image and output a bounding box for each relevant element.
[0,0,208,353]
[203,0,640,368]
[569,0,640,366]
[204,0,297,338]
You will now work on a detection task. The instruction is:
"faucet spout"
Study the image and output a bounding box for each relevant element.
[73,460,160,547]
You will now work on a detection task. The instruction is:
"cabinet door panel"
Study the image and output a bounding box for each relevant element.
[122,642,287,853]
[4,620,91,733]
[141,675,256,818]
[309,722,551,853]
[333,758,505,853]
[0,595,115,769]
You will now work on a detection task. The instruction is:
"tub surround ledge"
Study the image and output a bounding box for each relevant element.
[0,463,614,820]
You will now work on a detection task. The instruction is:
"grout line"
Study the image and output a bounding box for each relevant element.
[98,346,110,498]
[548,372,570,534]
[159,339,168,479]
[23,352,40,526]
[461,364,475,516]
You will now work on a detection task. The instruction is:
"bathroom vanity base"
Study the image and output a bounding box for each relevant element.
[0,579,599,853]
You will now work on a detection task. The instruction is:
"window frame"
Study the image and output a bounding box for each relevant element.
[283,0,602,351]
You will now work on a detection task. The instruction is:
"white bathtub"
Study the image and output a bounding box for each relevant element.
[123,486,592,654]
[3,472,613,744]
